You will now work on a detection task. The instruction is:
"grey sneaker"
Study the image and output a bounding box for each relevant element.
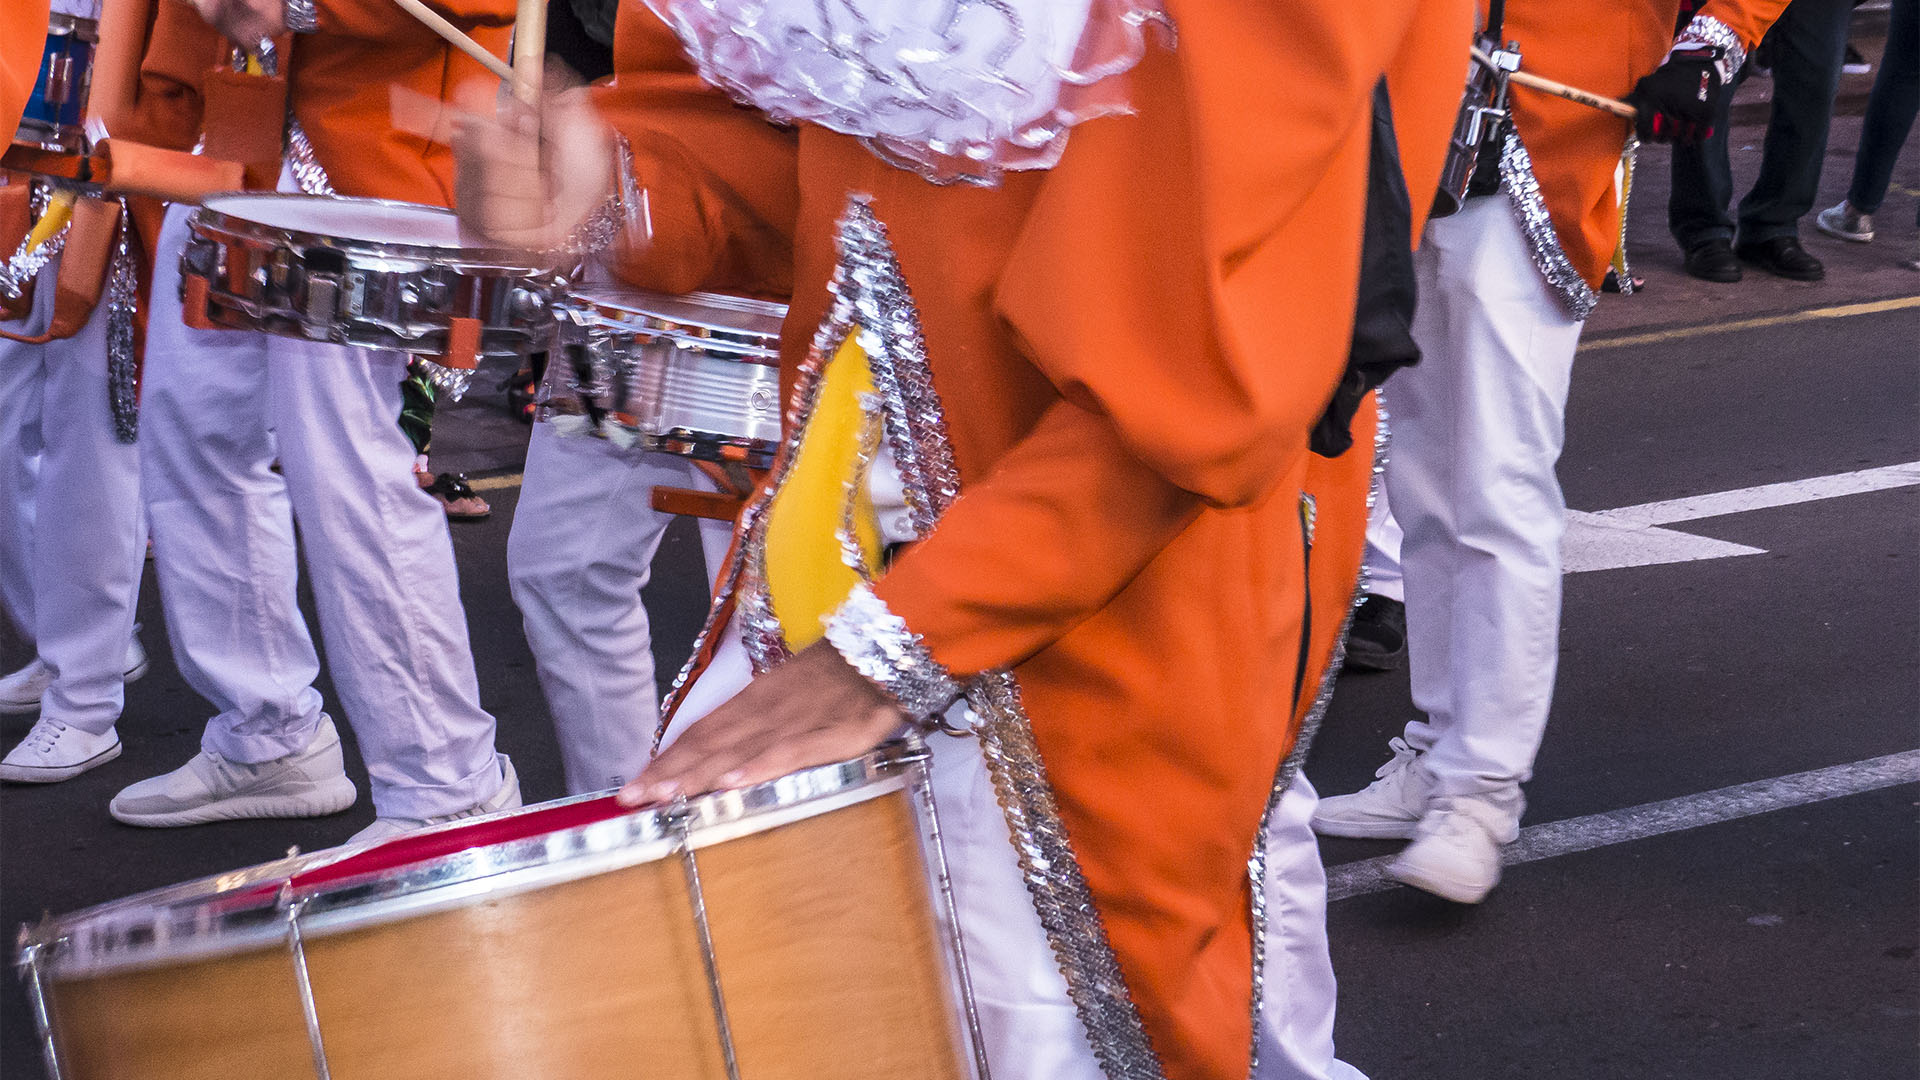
[1815,201,1874,243]
[346,755,523,844]
[110,716,358,826]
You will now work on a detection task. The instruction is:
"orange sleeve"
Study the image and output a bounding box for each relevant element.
[117,0,227,152]
[869,0,1453,676]
[0,0,50,144]
[590,4,799,297]
[311,0,514,41]
[1692,0,1794,50]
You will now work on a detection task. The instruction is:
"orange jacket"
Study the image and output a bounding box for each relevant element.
[599,3,1469,1077]
[2,0,50,144]
[289,0,514,203]
[3,0,223,338]
[1503,0,1788,286]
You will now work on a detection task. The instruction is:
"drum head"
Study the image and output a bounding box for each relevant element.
[199,193,467,249]
[30,743,918,978]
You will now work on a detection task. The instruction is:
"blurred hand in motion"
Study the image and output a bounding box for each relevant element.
[453,81,617,252]
[618,642,908,807]
[1624,49,1724,144]
[187,0,284,44]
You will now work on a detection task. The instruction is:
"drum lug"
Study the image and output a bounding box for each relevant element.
[302,273,340,340]
[508,285,548,324]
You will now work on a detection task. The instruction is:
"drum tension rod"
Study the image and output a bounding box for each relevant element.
[15,928,66,1080]
[280,887,335,1080]
[665,798,744,1080]
[903,739,995,1080]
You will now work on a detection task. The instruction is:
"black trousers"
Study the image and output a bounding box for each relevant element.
[1668,0,1854,248]
[1847,0,1919,223]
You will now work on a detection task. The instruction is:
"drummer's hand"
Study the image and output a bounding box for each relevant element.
[453,85,616,252]
[619,642,908,807]
[188,0,284,44]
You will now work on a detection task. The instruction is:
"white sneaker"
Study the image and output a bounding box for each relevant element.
[1815,201,1874,243]
[0,660,52,714]
[346,755,523,845]
[0,635,149,715]
[110,716,358,826]
[1387,797,1518,904]
[0,719,122,782]
[1310,737,1435,839]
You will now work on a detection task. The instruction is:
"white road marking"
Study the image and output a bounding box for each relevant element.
[1562,513,1765,573]
[1323,750,1920,903]
[1591,461,1920,526]
[1564,461,1920,573]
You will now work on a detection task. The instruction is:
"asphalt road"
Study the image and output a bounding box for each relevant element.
[2,95,1916,1080]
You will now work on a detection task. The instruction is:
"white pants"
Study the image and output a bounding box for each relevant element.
[1360,484,1403,604]
[508,423,731,794]
[0,256,147,733]
[666,620,1360,1080]
[142,199,502,818]
[1385,195,1585,818]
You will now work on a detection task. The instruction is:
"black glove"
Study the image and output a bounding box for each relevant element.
[1624,48,1725,144]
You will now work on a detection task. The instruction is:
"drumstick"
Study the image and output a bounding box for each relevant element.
[511,0,547,107]
[1473,47,1638,120]
[389,0,521,89]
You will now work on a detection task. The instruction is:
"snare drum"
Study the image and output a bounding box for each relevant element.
[542,285,786,468]
[17,743,980,1080]
[16,12,97,156]
[180,194,565,368]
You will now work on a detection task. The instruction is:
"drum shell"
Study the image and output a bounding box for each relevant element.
[541,290,785,468]
[180,197,562,364]
[18,15,98,155]
[30,770,970,1080]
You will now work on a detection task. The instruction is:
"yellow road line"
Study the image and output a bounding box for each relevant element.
[467,472,525,491]
[1581,294,1920,352]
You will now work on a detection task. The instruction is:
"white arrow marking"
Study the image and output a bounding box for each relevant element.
[1564,461,1920,573]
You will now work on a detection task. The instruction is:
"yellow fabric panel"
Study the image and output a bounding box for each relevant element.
[762,330,884,650]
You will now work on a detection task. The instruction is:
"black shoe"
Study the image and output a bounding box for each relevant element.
[1682,238,1743,283]
[1735,236,1825,281]
[1343,596,1407,673]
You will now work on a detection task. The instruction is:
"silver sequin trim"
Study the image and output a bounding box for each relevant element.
[0,185,69,305]
[823,198,961,533]
[823,582,964,720]
[1499,129,1598,322]
[1245,397,1390,1076]
[284,0,317,34]
[105,201,139,443]
[411,360,477,401]
[1675,14,1747,86]
[652,499,758,749]
[286,119,335,197]
[569,135,638,255]
[968,674,1165,1080]
[1613,138,1640,297]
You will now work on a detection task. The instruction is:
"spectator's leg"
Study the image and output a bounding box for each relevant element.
[1847,0,1919,214]
[1737,0,1854,242]
[1669,61,1744,250]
